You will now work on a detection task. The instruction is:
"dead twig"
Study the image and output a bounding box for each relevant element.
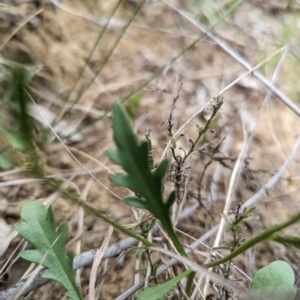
[164,2,300,117]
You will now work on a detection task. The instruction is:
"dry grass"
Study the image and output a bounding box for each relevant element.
[1,0,300,299]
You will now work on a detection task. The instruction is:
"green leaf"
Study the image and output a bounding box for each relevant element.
[0,152,13,170]
[251,260,296,300]
[153,160,169,181]
[15,201,83,300]
[271,234,300,249]
[0,129,29,170]
[106,149,122,165]
[125,92,142,119]
[2,129,28,150]
[108,102,185,255]
[7,68,35,148]
[166,191,176,209]
[136,269,191,300]
[125,197,147,209]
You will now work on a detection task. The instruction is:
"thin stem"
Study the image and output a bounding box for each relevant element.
[207,210,300,268]
[69,0,243,139]
[62,0,122,113]
[45,178,156,248]
[184,98,223,162]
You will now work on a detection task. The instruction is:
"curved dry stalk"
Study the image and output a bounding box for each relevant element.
[115,134,300,299]
[0,8,44,52]
[242,135,300,209]
[159,45,288,163]
[2,132,299,300]
[2,77,299,300]
[0,237,138,300]
[147,247,259,300]
[114,226,219,300]
[165,2,300,117]
[202,118,249,297]
[213,122,248,249]
[0,200,199,300]
[0,168,106,188]
[25,91,123,201]
[203,46,293,297]
[88,226,113,300]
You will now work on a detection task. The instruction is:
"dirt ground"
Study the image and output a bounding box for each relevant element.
[1,0,300,299]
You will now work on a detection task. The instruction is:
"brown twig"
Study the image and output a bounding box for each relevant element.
[0,8,44,52]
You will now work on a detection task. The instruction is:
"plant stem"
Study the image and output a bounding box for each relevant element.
[207,210,300,268]
[46,178,156,248]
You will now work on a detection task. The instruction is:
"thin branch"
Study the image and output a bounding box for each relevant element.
[0,237,137,300]
[213,124,248,249]
[2,130,298,300]
[114,226,219,300]
[115,134,300,299]
[0,8,44,52]
[165,2,300,117]
[159,46,288,163]
[241,135,300,209]
[25,90,123,201]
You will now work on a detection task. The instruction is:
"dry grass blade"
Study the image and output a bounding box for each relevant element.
[165,1,300,117]
[1,1,300,299]
[25,90,122,201]
[242,134,300,210]
[202,45,293,297]
[0,8,44,52]
[4,129,297,300]
[216,46,288,96]
[116,133,300,299]
[0,237,138,300]
[147,247,261,300]
[160,46,287,163]
[88,226,113,300]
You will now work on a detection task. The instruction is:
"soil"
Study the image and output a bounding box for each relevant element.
[1,0,300,299]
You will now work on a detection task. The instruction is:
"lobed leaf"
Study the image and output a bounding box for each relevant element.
[107,102,170,216]
[108,102,186,255]
[15,201,83,300]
